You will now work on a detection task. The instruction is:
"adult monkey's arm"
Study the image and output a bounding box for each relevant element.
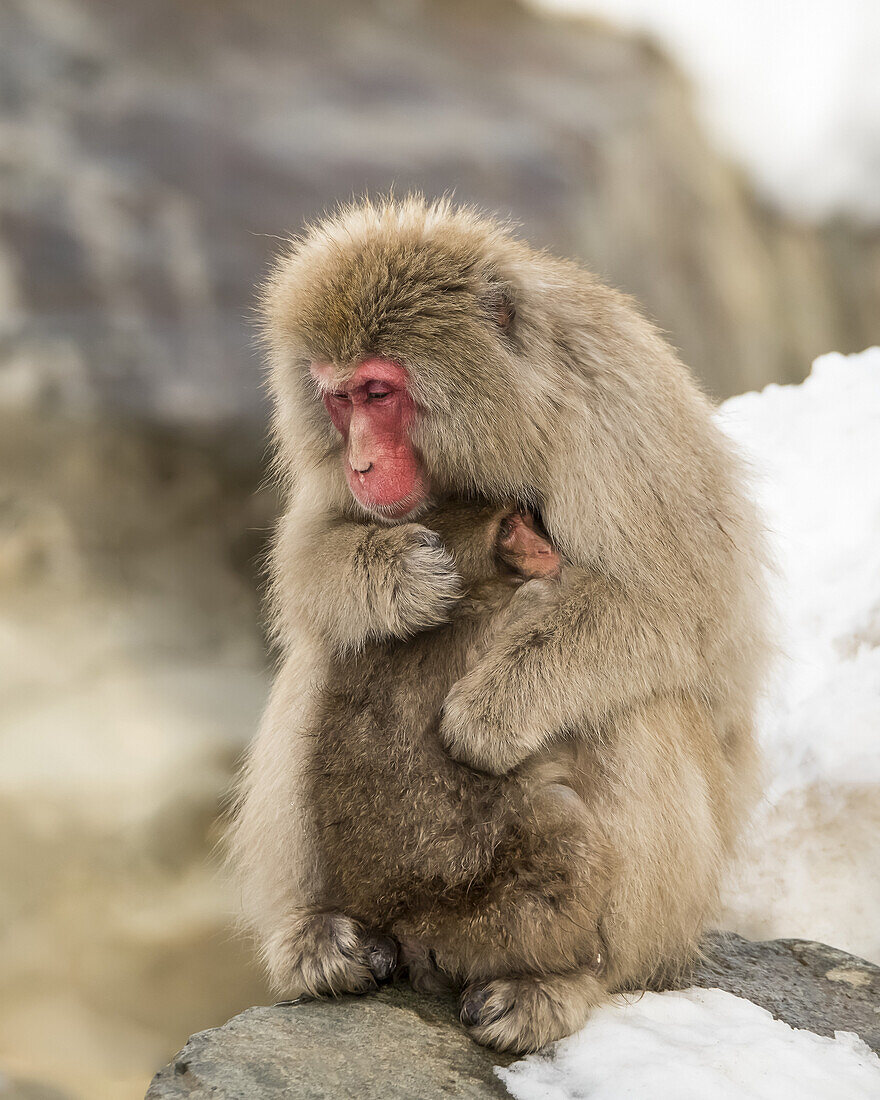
[439,567,703,774]
[269,472,460,653]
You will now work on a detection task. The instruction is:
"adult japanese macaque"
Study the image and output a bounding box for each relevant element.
[229,196,770,1053]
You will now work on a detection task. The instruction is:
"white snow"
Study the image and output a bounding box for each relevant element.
[498,988,880,1100]
[499,347,880,1099]
[529,0,880,222]
[718,347,880,963]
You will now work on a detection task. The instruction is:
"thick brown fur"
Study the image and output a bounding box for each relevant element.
[306,503,610,996]
[229,196,771,1053]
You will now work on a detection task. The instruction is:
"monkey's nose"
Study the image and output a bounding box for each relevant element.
[351,461,373,474]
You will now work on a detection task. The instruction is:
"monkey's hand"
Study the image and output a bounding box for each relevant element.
[274,504,462,650]
[441,567,704,773]
[440,578,559,774]
[373,523,463,638]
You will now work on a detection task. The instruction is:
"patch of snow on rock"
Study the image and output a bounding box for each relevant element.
[498,987,880,1100]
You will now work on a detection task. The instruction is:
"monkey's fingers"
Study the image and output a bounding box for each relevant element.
[363,934,399,984]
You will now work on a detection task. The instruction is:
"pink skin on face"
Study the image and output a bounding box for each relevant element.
[498,512,561,579]
[311,358,429,518]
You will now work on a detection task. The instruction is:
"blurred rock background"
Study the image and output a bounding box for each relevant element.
[0,0,878,1096]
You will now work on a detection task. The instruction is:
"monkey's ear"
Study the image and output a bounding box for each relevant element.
[481,278,517,335]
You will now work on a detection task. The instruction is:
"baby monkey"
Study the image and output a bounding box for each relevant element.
[287,500,613,1052]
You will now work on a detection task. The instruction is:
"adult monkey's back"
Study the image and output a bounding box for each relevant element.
[230,196,771,1052]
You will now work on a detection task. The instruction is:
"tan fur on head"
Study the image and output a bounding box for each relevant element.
[263,194,770,674]
[262,196,550,504]
[230,195,772,1055]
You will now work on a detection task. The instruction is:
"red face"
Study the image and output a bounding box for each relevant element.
[311,358,429,518]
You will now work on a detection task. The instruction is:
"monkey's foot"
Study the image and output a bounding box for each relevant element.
[365,933,399,983]
[268,911,398,999]
[460,971,604,1053]
[397,938,455,995]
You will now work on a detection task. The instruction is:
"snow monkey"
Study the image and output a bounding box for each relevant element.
[230,196,770,1053]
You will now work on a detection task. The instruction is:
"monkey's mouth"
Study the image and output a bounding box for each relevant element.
[347,470,430,520]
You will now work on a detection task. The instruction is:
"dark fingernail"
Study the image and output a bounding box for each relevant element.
[366,935,398,983]
[460,987,489,1027]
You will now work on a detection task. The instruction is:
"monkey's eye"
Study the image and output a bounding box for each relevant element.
[366,386,392,401]
[329,391,351,403]
[498,516,515,540]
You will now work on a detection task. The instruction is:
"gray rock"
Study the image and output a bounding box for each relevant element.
[146,985,514,1100]
[693,931,880,1052]
[146,934,880,1099]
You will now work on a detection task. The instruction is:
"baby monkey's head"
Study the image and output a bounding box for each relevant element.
[496,511,561,580]
[426,500,561,591]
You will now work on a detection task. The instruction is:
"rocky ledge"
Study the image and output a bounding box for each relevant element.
[146,933,879,1099]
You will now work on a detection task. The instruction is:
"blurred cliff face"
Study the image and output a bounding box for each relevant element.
[0,0,878,1097]
[2,0,879,426]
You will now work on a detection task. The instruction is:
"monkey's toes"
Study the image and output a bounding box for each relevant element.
[460,985,509,1029]
[269,912,377,999]
[364,934,398,983]
[462,975,598,1053]
[412,527,443,551]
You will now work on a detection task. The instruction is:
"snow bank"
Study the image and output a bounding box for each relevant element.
[498,988,880,1100]
[718,347,880,963]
